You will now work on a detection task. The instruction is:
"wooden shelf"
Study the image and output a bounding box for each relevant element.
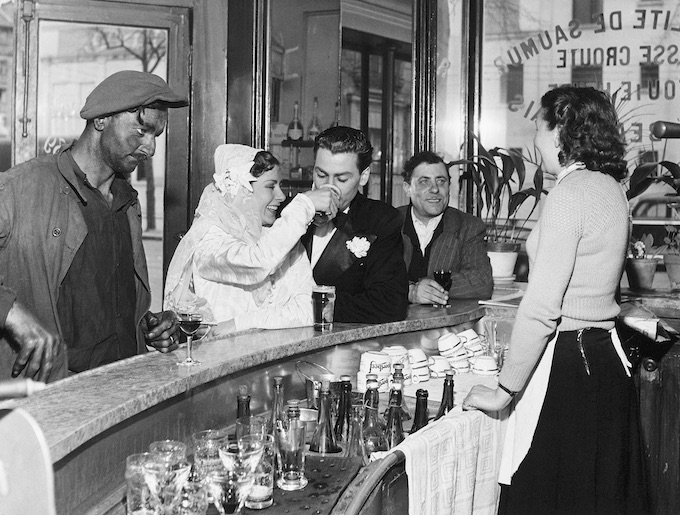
[281,139,315,148]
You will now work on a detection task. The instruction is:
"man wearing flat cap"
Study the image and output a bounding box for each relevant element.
[0,70,188,382]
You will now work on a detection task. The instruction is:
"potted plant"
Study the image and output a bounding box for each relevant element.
[454,134,547,280]
[625,233,659,291]
[624,129,680,290]
[655,223,680,290]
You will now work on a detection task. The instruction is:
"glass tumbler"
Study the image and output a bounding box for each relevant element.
[125,452,157,515]
[238,434,274,509]
[192,428,230,481]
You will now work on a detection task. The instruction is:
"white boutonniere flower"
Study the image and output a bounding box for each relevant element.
[346,236,371,258]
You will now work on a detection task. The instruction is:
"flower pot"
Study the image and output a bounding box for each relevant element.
[625,258,659,292]
[487,242,520,282]
[663,254,680,290]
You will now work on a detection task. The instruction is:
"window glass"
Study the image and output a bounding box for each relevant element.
[0,0,14,173]
[481,0,680,227]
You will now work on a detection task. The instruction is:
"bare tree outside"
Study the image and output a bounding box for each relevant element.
[89,27,168,231]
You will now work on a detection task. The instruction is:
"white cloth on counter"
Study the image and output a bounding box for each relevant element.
[372,407,504,515]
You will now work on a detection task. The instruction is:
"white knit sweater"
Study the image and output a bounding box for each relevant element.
[498,167,630,392]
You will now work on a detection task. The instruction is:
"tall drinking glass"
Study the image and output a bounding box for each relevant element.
[238,434,274,509]
[125,452,158,515]
[177,312,203,366]
[192,428,230,481]
[433,269,452,308]
[148,439,187,465]
[274,422,308,491]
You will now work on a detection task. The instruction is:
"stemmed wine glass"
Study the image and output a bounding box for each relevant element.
[177,312,203,366]
[214,439,265,514]
[433,269,452,308]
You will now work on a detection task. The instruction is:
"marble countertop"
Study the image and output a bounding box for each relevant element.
[0,298,493,464]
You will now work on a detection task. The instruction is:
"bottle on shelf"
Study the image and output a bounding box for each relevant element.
[307,96,322,140]
[268,376,286,435]
[334,375,352,443]
[411,389,429,434]
[362,379,387,457]
[309,379,341,454]
[433,372,455,421]
[287,100,304,141]
[329,100,340,128]
[383,363,411,421]
[237,384,251,419]
[385,382,405,449]
[344,403,368,466]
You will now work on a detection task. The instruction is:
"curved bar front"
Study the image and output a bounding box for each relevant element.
[0,299,499,514]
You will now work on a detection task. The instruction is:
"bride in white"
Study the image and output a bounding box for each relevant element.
[164,144,338,334]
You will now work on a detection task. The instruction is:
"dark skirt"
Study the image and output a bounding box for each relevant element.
[499,328,649,515]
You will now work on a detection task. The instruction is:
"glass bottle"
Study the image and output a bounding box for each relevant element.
[411,389,429,434]
[363,374,385,430]
[362,380,387,457]
[384,363,411,421]
[330,100,340,128]
[385,382,405,449]
[334,375,352,443]
[307,96,322,140]
[344,403,368,466]
[309,379,341,454]
[237,384,251,419]
[434,372,455,421]
[268,376,285,435]
[287,101,303,141]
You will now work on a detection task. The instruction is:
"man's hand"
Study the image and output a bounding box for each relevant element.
[142,311,179,353]
[4,301,60,381]
[462,384,513,412]
[409,278,449,305]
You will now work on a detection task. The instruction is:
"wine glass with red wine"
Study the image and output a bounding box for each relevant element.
[177,313,203,366]
[433,269,452,308]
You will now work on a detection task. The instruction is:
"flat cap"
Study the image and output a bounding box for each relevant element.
[80,70,188,120]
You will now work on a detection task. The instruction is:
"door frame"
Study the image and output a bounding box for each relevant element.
[13,0,192,282]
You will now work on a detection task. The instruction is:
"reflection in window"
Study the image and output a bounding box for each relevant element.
[640,64,659,93]
[571,65,602,88]
[572,0,603,23]
[502,64,524,104]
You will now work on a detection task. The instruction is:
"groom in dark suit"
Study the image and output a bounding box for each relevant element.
[302,126,408,323]
[399,151,492,304]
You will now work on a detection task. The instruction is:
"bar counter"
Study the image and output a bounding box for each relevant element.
[0,293,518,514]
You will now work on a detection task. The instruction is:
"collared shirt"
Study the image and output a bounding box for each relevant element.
[57,151,138,373]
[403,206,444,283]
[411,210,444,256]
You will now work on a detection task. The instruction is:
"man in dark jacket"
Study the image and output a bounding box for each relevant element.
[0,70,188,382]
[399,151,493,305]
[302,126,408,323]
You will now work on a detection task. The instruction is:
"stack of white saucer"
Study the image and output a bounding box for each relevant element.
[470,355,499,376]
[437,329,488,374]
[437,332,470,373]
[357,351,391,393]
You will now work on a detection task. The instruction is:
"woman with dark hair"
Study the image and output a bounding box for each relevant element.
[164,144,338,333]
[464,86,648,513]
